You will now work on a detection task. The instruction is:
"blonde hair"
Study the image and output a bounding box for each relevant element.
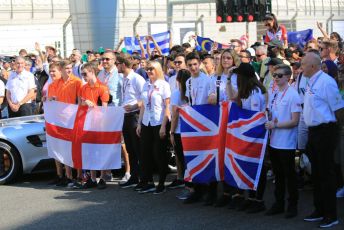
[216,49,241,76]
[147,60,165,80]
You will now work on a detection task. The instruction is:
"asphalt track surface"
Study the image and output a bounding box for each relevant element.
[0,173,343,230]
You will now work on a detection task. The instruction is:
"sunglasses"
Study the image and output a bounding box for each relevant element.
[174,61,183,65]
[81,72,87,77]
[145,67,155,72]
[272,73,285,78]
[101,57,113,61]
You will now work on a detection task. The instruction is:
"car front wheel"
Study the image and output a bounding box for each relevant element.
[0,142,22,185]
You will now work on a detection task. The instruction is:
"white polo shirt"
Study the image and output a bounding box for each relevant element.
[303,70,344,127]
[0,80,5,97]
[241,88,266,112]
[6,70,36,104]
[185,72,211,105]
[269,87,302,149]
[122,70,146,113]
[141,79,171,126]
[168,74,178,93]
[291,73,308,104]
[170,89,187,134]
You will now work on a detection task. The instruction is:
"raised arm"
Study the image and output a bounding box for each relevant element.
[136,34,146,59]
[316,21,330,40]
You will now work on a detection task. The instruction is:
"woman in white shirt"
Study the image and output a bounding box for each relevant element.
[136,61,171,194]
[168,69,191,190]
[227,63,268,212]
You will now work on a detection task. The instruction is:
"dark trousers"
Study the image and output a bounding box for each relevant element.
[122,112,141,181]
[141,124,168,184]
[173,133,185,177]
[308,123,339,219]
[269,147,298,207]
[249,165,267,200]
[8,103,33,118]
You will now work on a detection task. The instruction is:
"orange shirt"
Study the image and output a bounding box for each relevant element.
[78,80,109,105]
[48,74,82,104]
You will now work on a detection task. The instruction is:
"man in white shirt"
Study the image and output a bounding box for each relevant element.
[183,52,212,204]
[302,52,344,228]
[169,53,186,93]
[71,49,82,78]
[6,56,36,117]
[116,54,146,189]
[265,64,301,218]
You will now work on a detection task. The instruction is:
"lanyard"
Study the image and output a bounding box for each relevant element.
[147,83,156,109]
[307,71,322,93]
[272,86,289,109]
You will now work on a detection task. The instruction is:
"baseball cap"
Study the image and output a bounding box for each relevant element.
[265,58,283,66]
[268,39,284,49]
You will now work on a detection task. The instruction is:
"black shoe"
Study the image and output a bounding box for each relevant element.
[203,193,216,206]
[236,199,254,211]
[138,183,155,194]
[153,184,166,195]
[134,181,146,191]
[166,179,185,189]
[184,192,202,204]
[319,217,339,228]
[120,178,138,188]
[228,196,245,210]
[56,177,71,187]
[97,179,107,190]
[285,205,297,218]
[265,203,284,216]
[213,195,231,207]
[246,200,266,214]
[82,178,97,189]
[304,210,324,222]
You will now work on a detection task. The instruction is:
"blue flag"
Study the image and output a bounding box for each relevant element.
[197,36,230,52]
[287,29,313,48]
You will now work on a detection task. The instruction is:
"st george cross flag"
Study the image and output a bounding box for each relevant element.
[179,102,268,190]
[44,101,124,170]
[124,31,170,56]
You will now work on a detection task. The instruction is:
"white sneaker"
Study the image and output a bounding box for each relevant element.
[119,172,131,185]
[336,186,344,198]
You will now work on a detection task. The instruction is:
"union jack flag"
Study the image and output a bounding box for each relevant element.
[179,102,268,190]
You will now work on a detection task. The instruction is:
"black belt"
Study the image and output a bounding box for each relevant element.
[124,111,139,117]
[308,122,337,131]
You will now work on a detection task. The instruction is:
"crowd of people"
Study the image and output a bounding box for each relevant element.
[0,13,343,228]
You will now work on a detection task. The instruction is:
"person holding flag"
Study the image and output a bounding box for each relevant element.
[265,64,301,218]
[78,62,110,189]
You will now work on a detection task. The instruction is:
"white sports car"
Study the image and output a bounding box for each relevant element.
[0,115,52,184]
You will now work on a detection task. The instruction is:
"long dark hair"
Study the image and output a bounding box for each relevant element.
[264,13,279,33]
[237,73,266,99]
[176,69,191,102]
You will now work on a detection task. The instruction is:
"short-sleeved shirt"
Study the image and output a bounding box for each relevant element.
[48,75,82,104]
[241,88,266,112]
[269,87,302,149]
[170,89,187,133]
[304,70,344,127]
[98,67,123,106]
[291,73,308,104]
[185,72,212,105]
[168,74,178,93]
[6,70,36,104]
[141,79,171,126]
[0,80,5,97]
[122,70,146,112]
[264,25,287,43]
[79,80,110,105]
